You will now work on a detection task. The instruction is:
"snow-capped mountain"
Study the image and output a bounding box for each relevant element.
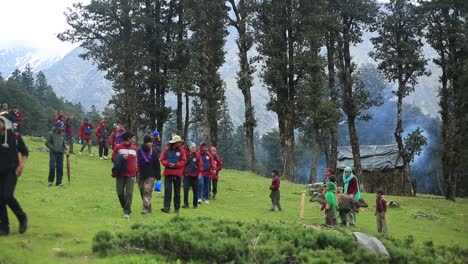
[0,47,63,77]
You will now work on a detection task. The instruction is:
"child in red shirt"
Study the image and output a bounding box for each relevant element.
[375,189,388,233]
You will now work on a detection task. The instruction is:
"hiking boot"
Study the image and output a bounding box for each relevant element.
[57,184,63,187]
[269,208,275,211]
[48,182,53,187]
[212,195,216,200]
[182,205,190,209]
[197,199,202,204]
[0,228,9,236]
[103,156,108,160]
[174,209,180,214]
[19,215,28,234]
[123,214,130,219]
[161,208,170,213]
[99,157,104,160]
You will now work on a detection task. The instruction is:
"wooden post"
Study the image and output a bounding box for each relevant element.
[300,191,306,220]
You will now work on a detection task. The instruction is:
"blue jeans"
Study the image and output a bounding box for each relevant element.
[48,152,64,185]
[203,176,211,200]
[197,176,204,200]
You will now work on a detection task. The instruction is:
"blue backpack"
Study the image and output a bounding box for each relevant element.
[84,125,91,136]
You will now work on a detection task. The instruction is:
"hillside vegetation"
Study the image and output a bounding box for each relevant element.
[0,138,467,263]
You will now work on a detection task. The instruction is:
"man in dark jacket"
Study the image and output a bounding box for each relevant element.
[183,142,199,209]
[95,120,110,160]
[0,113,29,235]
[46,120,68,186]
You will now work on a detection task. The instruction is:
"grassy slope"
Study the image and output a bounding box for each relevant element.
[0,137,467,263]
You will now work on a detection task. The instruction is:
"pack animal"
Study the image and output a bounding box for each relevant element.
[310,191,368,226]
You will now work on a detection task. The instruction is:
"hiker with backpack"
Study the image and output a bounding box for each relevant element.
[183,142,200,209]
[111,131,138,219]
[64,115,74,154]
[78,118,94,156]
[110,124,126,150]
[46,120,69,186]
[197,142,216,204]
[0,112,29,235]
[137,135,161,214]
[160,135,187,213]
[95,120,110,160]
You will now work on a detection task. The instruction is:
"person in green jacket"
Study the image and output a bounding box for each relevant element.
[46,120,68,186]
[324,182,338,226]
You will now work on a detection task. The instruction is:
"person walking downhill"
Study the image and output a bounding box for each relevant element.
[111,132,138,219]
[137,135,161,214]
[210,147,223,200]
[64,115,74,154]
[160,135,186,214]
[95,120,110,160]
[0,113,29,235]
[342,166,360,226]
[183,142,199,209]
[46,120,69,187]
[78,117,94,156]
[197,142,215,204]
[269,170,282,211]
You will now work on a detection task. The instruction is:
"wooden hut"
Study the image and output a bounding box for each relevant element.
[337,144,409,196]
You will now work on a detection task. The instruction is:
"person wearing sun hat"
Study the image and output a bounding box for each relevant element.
[46,120,69,187]
[0,112,29,235]
[160,135,187,213]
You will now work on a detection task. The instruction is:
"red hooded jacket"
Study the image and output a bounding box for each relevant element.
[197,142,216,177]
[211,154,223,180]
[78,121,95,140]
[95,121,109,142]
[111,143,139,177]
[109,125,125,148]
[160,144,187,177]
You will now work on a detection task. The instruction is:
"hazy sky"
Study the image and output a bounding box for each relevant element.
[0,0,90,56]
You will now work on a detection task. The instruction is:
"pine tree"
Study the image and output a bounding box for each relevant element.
[227,0,257,172]
[186,0,228,147]
[21,64,34,91]
[331,0,379,186]
[370,0,429,195]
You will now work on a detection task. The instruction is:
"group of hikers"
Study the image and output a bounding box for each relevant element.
[0,106,387,236]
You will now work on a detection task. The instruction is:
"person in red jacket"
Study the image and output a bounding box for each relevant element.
[95,120,109,160]
[78,117,95,156]
[183,142,200,209]
[109,124,126,150]
[111,131,138,219]
[210,147,223,200]
[52,111,66,126]
[160,135,187,213]
[269,170,282,211]
[197,142,216,204]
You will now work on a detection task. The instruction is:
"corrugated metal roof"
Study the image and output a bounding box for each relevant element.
[337,144,404,171]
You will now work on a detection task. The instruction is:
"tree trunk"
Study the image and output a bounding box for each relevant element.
[394,87,412,196]
[184,93,190,140]
[278,111,296,181]
[176,91,183,135]
[201,96,211,145]
[326,31,339,173]
[309,131,320,184]
[347,115,363,188]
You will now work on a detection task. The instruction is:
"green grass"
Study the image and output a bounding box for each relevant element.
[0,137,467,263]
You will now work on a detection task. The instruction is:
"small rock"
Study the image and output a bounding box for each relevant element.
[353,232,389,257]
[388,201,399,208]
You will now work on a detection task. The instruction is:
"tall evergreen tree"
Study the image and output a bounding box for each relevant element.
[186,0,228,147]
[227,0,257,172]
[331,0,379,186]
[59,0,144,132]
[21,64,34,91]
[370,0,429,195]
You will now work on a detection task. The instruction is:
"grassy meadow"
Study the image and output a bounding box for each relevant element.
[0,137,467,263]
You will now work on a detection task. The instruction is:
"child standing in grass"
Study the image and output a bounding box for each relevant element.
[269,170,282,211]
[322,182,338,226]
[375,189,388,233]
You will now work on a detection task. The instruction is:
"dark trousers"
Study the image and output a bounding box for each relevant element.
[80,139,92,154]
[212,179,218,196]
[65,136,74,153]
[116,177,134,214]
[98,141,109,157]
[164,175,181,210]
[183,176,198,207]
[0,169,26,232]
[48,152,64,185]
[269,189,281,210]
